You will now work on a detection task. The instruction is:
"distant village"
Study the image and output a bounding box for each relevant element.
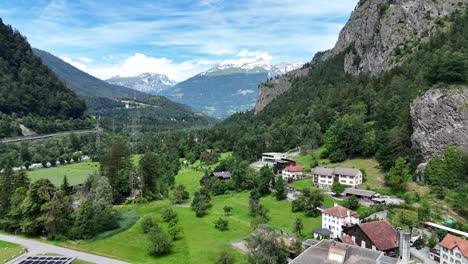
[209,152,468,264]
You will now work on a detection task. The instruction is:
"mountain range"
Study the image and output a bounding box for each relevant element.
[106,73,177,95]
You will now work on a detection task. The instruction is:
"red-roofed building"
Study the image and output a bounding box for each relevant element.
[282,165,304,181]
[342,220,398,256]
[439,234,468,264]
[322,205,360,238]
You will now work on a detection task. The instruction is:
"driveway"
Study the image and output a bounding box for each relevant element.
[410,247,438,264]
[0,234,130,264]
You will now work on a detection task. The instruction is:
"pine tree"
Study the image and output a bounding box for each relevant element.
[274,176,287,200]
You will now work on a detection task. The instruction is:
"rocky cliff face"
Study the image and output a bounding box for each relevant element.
[411,86,468,163]
[254,0,467,113]
[254,67,309,113]
[323,0,466,75]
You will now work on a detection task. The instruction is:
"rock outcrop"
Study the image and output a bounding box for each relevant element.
[322,0,467,75]
[254,0,467,113]
[411,86,468,162]
[254,67,309,113]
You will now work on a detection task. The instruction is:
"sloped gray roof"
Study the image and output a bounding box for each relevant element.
[334,167,361,176]
[213,171,231,179]
[313,167,334,176]
[344,188,377,197]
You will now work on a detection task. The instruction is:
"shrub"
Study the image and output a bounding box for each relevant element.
[215,250,236,264]
[147,227,172,256]
[214,218,229,231]
[223,205,233,216]
[161,208,178,223]
[140,215,157,234]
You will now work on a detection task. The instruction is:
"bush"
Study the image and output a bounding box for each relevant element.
[147,227,172,256]
[140,215,158,234]
[161,208,178,223]
[215,250,236,264]
[214,218,229,231]
[223,206,233,216]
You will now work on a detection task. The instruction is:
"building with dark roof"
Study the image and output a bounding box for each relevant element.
[342,220,398,256]
[343,188,379,199]
[290,240,398,264]
[212,171,231,180]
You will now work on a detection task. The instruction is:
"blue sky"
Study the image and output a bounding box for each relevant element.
[0,0,358,81]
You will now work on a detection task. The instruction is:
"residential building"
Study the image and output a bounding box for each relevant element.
[261,152,287,165]
[342,220,399,256]
[313,167,363,189]
[212,171,231,180]
[282,165,304,181]
[439,234,468,264]
[322,204,360,238]
[290,239,398,264]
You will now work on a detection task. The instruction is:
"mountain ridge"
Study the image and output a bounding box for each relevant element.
[106,73,177,95]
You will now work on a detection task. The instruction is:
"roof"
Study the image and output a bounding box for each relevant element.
[323,205,359,218]
[212,171,231,179]
[439,234,468,257]
[290,240,395,264]
[359,220,398,251]
[313,228,333,236]
[422,222,468,238]
[339,235,357,245]
[313,167,334,176]
[313,167,361,177]
[285,165,303,172]
[334,167,361,176]
[344,188,377,198]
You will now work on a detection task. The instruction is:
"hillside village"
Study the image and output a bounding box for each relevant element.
[0,0,467,264]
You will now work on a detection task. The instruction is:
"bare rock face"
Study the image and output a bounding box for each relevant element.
[254,67,309,113]
[411,86,468,162]
[323,0,467,75]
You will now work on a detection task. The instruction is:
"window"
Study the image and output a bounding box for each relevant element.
[455,253,461,258]
[455,261,460,264]
[443,254,448,259]
[443,248,448,252]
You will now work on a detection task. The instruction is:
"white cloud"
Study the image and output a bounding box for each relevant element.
[88,53,213,82]
[60,56,88,72]
[77,56,93,63]
[216,51,273,68]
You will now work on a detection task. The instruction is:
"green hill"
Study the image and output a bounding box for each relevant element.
[0,19,91,137]
[33,48,150,99]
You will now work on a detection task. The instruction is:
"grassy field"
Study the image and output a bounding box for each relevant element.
[0,240,23,263]
[27,161,99,186]
[56,159,323,264]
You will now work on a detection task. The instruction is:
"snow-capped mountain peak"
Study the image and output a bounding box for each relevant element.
[201,59,303,78]
[106,73,177,95]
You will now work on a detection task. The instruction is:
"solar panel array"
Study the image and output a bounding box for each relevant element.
[16,255,74,264]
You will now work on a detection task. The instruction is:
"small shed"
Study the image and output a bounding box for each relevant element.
[343,188,379,199]
[313,228,333,239]
[212,171,231,180]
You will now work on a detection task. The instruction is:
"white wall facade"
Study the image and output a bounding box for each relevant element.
[322,213,360,238]
[440,246,468,264]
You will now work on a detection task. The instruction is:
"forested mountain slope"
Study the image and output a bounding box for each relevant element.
[0,19,91,137]
[255,0,467,113]
[203,7,468,171]
[33,49,150,99]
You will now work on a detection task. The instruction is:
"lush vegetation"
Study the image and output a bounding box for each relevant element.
[0,240,23,263]
[0,20,90,137]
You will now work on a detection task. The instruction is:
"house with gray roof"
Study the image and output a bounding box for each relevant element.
[290,240,398,264]
[313,167,363,190]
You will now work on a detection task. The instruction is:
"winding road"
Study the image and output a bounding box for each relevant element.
[1,129,100,143]
[0,234,130,264]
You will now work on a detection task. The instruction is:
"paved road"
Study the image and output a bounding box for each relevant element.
[0,234,130,264]
[1,129,99,143]
[410,247,438,264]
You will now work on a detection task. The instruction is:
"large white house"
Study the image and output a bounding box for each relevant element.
[261,152,287,165]
[322,204,360,238]
[439,234,468,264]
[313,167,363,189]
[282,165,304,181]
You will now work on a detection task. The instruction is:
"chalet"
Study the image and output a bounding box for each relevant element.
[341,220,398,256]
[313,167,363,189]
[290,239,398,264]
[282,165,304,181]
[322,204,360,238]
[439,234,468,264]
[212,171,231,180]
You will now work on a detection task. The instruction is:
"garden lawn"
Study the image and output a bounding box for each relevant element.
[288,179,313,190]
[27,162,99,186]
[0,240,23,263]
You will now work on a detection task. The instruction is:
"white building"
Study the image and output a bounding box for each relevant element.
[322,204,360,238]
[261,152,287,165]
[282,165,304,181]
[439,234,468,264]
[313,167,363,189]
